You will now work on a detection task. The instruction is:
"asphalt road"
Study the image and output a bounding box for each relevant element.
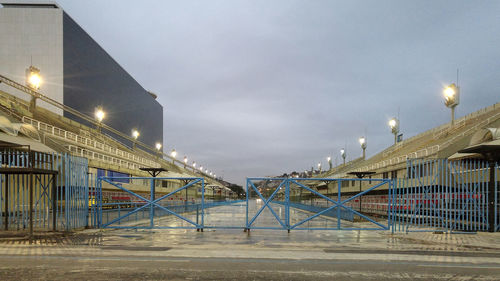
[0,254,499,281]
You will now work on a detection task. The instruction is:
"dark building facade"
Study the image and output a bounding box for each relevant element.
[62,12,163,147]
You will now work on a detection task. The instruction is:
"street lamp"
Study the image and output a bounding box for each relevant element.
[327,156,332,170]
[340,148,346,165]
[192,161,196,168]
[444,83,460,125]
[359,136,367,159]
[199,165,203,172]
[94,107,105,132]
[26,65,41,112]
[170,149,177,163]
[131,129,140,149]
[183,156,188,168]
[317,162,322,173]
[155,142,162,159]
[155,142,162,151]
[389,118,399,145]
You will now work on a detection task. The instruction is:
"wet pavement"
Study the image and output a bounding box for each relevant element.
[1,201,500,280]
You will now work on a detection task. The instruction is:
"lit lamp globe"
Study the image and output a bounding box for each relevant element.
[132,129,140,140]
[443,83,460,125]
[388,118,399,144]
[170,149,177,163]
[26,66,42,90]
[155,143,162,151]
[359,136,367,159]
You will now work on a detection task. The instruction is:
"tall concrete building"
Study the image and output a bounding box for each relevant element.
[0,1,163,147]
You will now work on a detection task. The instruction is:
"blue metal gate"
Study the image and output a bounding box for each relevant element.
[0,151,89,231]
[97,176,245,230]
[245,177,393,231]
[392,159,491,233]
[98,176,205,229]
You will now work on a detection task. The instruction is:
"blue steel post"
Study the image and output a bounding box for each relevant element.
[150,178,154,228]
[495,163,499,232]
[285,178,290,232]
[245,179,249,231]
[201,178,205,231]
[337,180,341,230]
[65,153,70,231]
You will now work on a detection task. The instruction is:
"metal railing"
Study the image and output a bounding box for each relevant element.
[392,159,490,233]
[22,116,159,168]
[0,150,89,231]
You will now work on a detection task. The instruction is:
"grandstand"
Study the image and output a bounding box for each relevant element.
[0,76,235,205]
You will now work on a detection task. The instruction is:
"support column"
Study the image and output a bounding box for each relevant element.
[52,174,57,231]
[489,162,495,232]
[29,173,33,244]
[4,175,8,231]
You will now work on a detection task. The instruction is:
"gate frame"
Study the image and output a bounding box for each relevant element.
[245,177,394,232]
[98,176,205,230]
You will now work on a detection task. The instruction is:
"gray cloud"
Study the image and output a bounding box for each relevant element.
[58,0,500,185]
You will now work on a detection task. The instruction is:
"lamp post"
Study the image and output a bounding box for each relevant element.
[317,162,322,173]
[131,129,140,149]
[26,65,41,113]
[340,148,346,165]
[155,142,162,158]
[359,136,367,159]
[170,149,177,163]
[94,107,105,133]
[444,83,460,126]
[389,118,399,145]
[327,156,332,170]
[183,156,188,168]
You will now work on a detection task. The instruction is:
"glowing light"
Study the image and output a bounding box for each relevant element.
[192,161,196,168]
[389,119,397,128]
[155,143,162,151]
[183,156,188,164]
[444,86,455,99]
[95,107,105,123]
[170,149,177,159]
[327,156,331,162]
[132,129,140,139]
[26,66,42,90]
[359,137,366,145]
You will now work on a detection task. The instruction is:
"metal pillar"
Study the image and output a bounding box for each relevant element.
[52,174,57,231]
[4,175,8,231]
[489,162,495,232]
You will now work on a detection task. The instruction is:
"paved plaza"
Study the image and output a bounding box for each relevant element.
[1,202,500,280]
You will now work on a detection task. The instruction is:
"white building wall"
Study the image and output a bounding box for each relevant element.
[0,6,63,115]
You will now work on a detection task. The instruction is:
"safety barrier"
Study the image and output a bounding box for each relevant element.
[245,178,393,231]
[96,176,242,230]
[392,159,491,233]
[496,163,500,232]
[0,150,88,231]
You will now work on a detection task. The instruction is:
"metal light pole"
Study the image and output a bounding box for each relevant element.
[26,65,41,113]
[389,118,399,145]
[327,156,332,170]
[132,129,140,149]
[359,137,367,159]
[170,149,177,163]
[94,107,105,133]
[444,83,460,126]
[340,149,346,165]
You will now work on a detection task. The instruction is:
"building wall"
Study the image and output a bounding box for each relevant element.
[62,12,163,147]
[0,5,64,114]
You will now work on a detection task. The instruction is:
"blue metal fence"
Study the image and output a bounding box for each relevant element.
[392,159,490,233]
[0,151,89,231]
[97,176,243,230]
[496,163,499,232]
[245,177,393,231]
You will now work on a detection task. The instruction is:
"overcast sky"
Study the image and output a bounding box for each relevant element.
[58,0,500,185]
